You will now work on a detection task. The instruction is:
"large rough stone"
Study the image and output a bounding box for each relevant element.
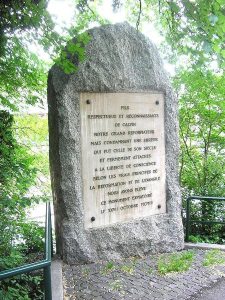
[47,22,184,264]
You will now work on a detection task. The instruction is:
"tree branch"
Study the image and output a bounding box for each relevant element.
[136,0,142,31]
[180,124,202,186]
[158,0,161,14]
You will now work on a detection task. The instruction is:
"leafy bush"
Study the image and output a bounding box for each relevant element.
[0,111,46,299]
[176,70,225,243]
[0,273,44,300]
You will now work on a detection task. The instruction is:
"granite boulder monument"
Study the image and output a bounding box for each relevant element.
[47,22,184,264]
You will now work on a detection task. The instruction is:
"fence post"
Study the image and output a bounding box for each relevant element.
[49,203,54,257]
[44,265,52,300]
[185,197,191,242]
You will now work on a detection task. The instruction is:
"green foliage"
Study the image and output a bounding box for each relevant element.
[0,273,44,300]
[158,251,195,274]
[0,0,57,110]
[189,234,225,245]
[0,111,45,299]
[0,112,35,225]
[0,219,45,300]
[55,32,92,74]
[0,111,37,256]
[15,114,51,198]
[0,220,45,300]
[101,261,116,274]
[0,38,48,111]
[0,222,44,268]
[175,68,225,242]
[19,222,45,255]
[0,1,110,111]
[1,0,225,296]
[81,267,90,277]
[175,69,225,196]
[160,0,225,66]
[120,264,134,274]
[0,249,25,271]
[109,279,123,291]
[105,261,115,270]
[122,0,225,67]
[54,1,108,74]
[203,249,225,266]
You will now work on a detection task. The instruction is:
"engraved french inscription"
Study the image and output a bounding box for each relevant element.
[80,93,166,229]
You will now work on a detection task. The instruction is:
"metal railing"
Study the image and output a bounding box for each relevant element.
[185,196,225,242]
[0,202,53,300]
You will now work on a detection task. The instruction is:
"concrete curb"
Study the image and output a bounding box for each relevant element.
[185,242,225,251]
[51,258,63,300]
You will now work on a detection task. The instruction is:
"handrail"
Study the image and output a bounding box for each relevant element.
[0,202,53,300]
[185,196,225,242]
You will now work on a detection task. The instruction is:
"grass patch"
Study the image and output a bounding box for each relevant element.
[130,257,138,266]
[81,267,90,277]
[203,250,225,266]
[158,251,195,275]
[101,261,115,274]
[120,264,134,274]
[109,279,123,291]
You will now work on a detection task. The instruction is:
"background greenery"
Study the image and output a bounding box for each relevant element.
[0,0,225,298]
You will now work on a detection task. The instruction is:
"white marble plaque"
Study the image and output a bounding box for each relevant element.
[80,92,166,229]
